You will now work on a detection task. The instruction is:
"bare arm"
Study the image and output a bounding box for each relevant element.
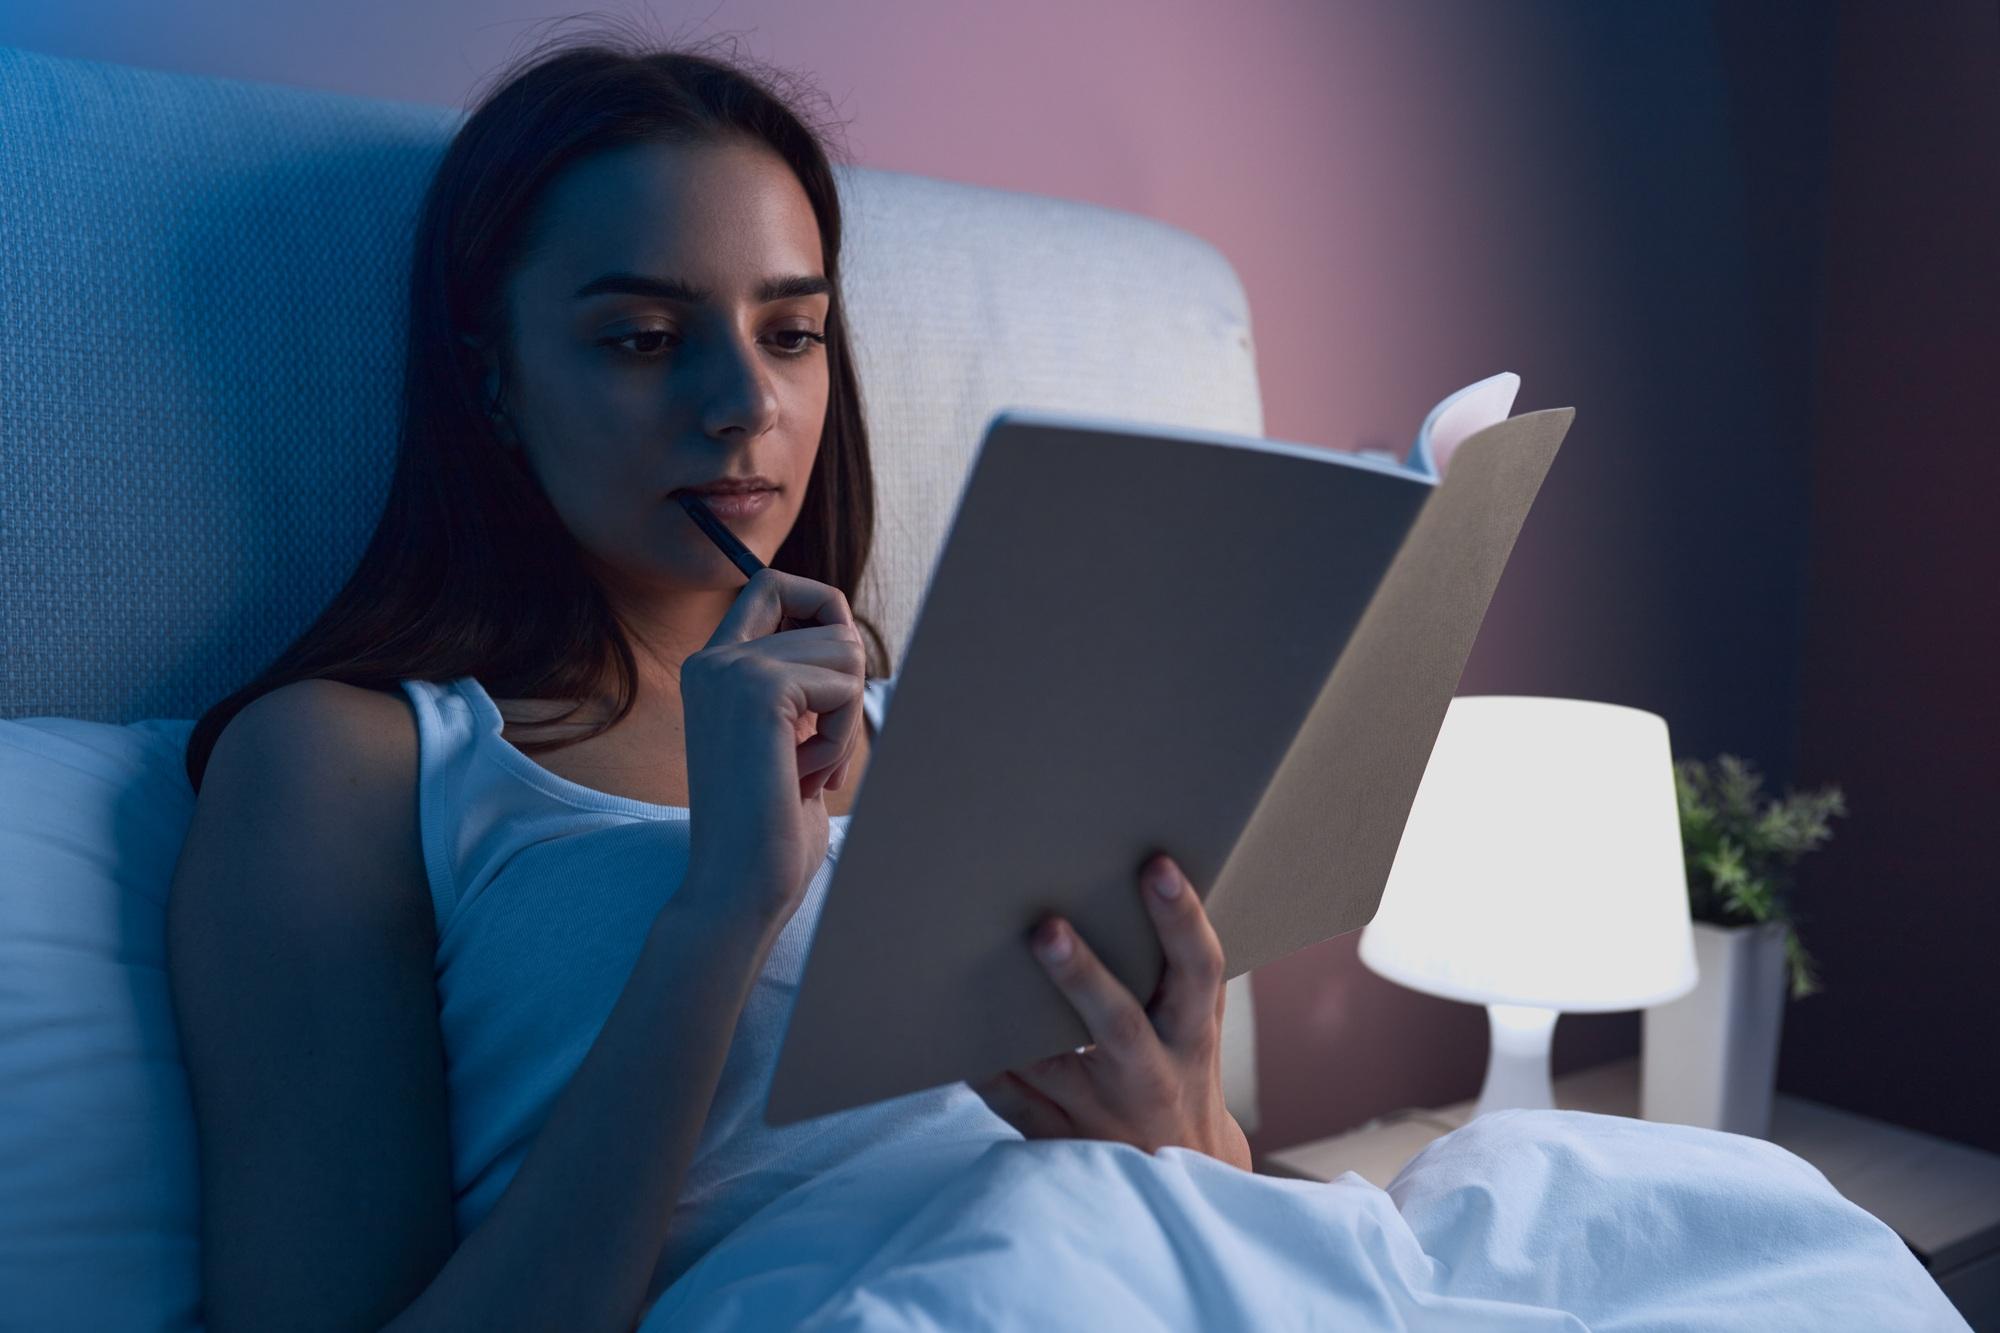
[384,880,780,1333]
[168,681,785,1333]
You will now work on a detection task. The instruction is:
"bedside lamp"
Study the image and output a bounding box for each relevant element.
[1359,696,1698,1120]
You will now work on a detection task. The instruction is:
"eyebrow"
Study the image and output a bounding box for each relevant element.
[572,272,833,304]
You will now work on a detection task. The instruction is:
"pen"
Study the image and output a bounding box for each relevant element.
[676,490,767,579]
[677,490,801,631]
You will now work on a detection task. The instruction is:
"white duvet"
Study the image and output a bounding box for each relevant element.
[640,1107,1968,1331]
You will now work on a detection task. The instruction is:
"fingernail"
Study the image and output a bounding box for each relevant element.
[1150,862,1182,900]
[1035,920,1071,962]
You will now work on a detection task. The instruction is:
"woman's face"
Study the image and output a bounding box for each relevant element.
[487,137,832,600]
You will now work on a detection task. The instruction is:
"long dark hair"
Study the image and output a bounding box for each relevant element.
[184,24,889,793]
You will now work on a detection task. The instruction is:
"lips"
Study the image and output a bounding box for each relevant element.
[677,487,778,519]
[669,479,779,498]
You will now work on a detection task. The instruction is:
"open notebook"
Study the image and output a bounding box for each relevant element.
[767,373,1574,1125]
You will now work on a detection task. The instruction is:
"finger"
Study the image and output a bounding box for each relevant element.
[751,635,864,788]
[709,635,853,778]
[710,566,860,646]
[1139,854,1227,1051]
[691,591,867,790]
[792,673,865,784]
[738,624,866,670]
[968,1071,1073,1139]
[1007,1049,1104,1120]
[759,632,865,784]
[1031,916,1159,1063]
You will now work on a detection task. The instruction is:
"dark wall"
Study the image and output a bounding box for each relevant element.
[1779,0,2000,1154]
[1250,0,1837,1154]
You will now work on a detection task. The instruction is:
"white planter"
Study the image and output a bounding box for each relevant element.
[1641,919,1790,1137]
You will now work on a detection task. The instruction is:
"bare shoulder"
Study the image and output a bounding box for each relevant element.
[229,677,417,774]
[225,677,417,811]
[195,677,430,950]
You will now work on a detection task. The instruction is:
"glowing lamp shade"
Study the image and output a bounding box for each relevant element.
[1359,696,1698,1119]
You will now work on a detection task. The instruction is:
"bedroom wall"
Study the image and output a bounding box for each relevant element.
[6,1,1968,1154]
[1777,0,2000,1155]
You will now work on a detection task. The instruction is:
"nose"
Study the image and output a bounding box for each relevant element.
[693,330,782,440]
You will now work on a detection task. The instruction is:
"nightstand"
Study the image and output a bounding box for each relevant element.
[1262,1055,2000,1331]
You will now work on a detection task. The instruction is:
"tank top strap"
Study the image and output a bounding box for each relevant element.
[862,673,894,738]
[398,677,492,932]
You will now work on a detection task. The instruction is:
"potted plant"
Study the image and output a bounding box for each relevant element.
[1641,754,1846,1137]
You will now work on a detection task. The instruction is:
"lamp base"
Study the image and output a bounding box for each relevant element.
[1473,1003,1560,1119]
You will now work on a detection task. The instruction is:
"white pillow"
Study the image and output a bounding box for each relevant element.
[0,714,202,1332]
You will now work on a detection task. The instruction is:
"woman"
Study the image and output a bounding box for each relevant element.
[165,25,1967,1333]
[166,27,1247,1333]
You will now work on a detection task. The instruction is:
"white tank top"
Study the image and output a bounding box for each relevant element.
[397,673,1014,1302]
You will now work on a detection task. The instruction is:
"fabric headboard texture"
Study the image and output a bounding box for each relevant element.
[0,42,1267,1331]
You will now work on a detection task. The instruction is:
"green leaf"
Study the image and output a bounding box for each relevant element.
[1674,752,1845,990]
[1783,927,1822,1000]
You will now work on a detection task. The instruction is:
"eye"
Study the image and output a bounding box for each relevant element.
[771,329,829,356]
[598,327,828,360]
[601,328,677,359]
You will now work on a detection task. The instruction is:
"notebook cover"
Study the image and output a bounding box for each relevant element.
[765,405,1572,1125]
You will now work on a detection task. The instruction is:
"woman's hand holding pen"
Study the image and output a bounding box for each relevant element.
[967,855,1254,1172]
[680,565,866,931]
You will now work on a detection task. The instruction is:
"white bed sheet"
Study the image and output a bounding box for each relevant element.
[639,1107,1968,1331]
